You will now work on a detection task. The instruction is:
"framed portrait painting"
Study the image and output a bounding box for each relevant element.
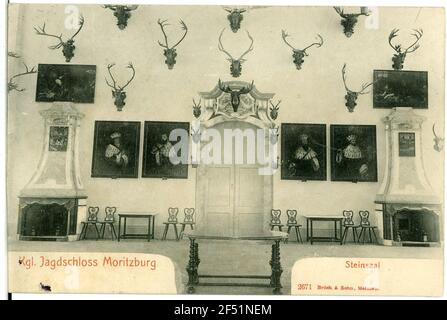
[91,121,140,178]
[373,70,428,109]
[281,123,327,181]
[330,125,377,182]
[142,121,190,179]
[36,64,97,103]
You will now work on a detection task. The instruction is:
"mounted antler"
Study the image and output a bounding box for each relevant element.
[8,62,37,93]
[218,28,254,78]
[103,5,138,30]
[224,7,246,33]
[281,30,323,70]
[34,15,84,62]
[432,123,444,152]
[157,19,188,69]
[388,28,423,70]
[334,6,370,37]
[269,100,281,120]
[192,98,202,119]
[105,62,136,111]
[341,63,373,112]
[218,79,254,112]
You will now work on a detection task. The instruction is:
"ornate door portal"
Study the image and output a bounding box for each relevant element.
[194,81,277,236]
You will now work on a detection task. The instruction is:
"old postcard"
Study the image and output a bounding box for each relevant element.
[6,3,444,297]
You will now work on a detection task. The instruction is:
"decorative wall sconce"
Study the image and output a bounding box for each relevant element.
[105,63,136,111]
[34,15,84,62]
[333,7,370,37]
[224,7,246,33]
[388,28,423,70]
[103,5,139,30]
[218,28,254,78]
[218,79,254,112]
[157,19,188,70]
[192,99,202,119]
[269,100,281,120]
[432,123,444,152]
[341,64,373,112]
[7,52,36,93]
[281,30,323,70]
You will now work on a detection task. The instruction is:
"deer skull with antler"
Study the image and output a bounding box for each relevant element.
[341,64,373,112]
[34,15,84,62]
[157,19,188,69]
[224,7,246,33]
[218,28,254,78]
[218,79,254,113]
[105,63,136,111]
[334,7,370,37]
[433,123,444,152]
[388,28,423,70]
[281,30,323,70]
[103,5,138,30]
[269,100,281,120]
[192,99,202,119]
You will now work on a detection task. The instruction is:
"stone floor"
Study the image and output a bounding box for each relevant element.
[8,238,443,295]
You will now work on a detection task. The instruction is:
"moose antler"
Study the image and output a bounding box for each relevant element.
[157,19,188,49]
[388,28,423,54]
[218,78,231,93]
[8,62,37,92]
[342,64,373,95]
[239,80,254,94]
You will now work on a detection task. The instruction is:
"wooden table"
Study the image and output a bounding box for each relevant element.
[117,213,158,242]
[304,215,344,245]
[184,230,288,295]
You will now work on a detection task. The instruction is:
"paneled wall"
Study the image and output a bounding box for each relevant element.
[7,5,444,237]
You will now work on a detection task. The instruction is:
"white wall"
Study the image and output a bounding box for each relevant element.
[7,5,445,237]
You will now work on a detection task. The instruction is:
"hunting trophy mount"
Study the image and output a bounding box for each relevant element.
[281,30,323,70]
[157,19,188,69]
[218,28,254,78]
[105,63,136,111]
[334,7,370,37]
[218,79,254,112]
[388,28,423,70]
[103,5,139,30]
[432,123,444,152]
[341,64,373,112]
[224,7,246,33]
[34,15,85,62]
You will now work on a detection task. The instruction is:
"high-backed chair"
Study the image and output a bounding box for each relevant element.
[285,209,303,243]
[99,206,117,240]
[357,210,379,244]
[341,210,359,244]
[79,206,101,240]
[269,209,284,231]
[162,207,180,240]
[179,208,195,240]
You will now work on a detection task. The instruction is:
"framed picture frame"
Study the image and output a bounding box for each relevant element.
[35,64,97,103]
[399,132,416,157]
[91,121,140,178]
[330,125,377,182]
[142,121,190,179]
[281,123,327,181]
[373,70,428,109]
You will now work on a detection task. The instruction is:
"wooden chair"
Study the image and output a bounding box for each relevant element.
[357,210,379,244]
[79,206,101,240]
[99,207,117,240]
[179,208,195,240]
[162,207,179,240]
[285,209,303,243]
[341,210,359,244]
[269,209,284,231]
